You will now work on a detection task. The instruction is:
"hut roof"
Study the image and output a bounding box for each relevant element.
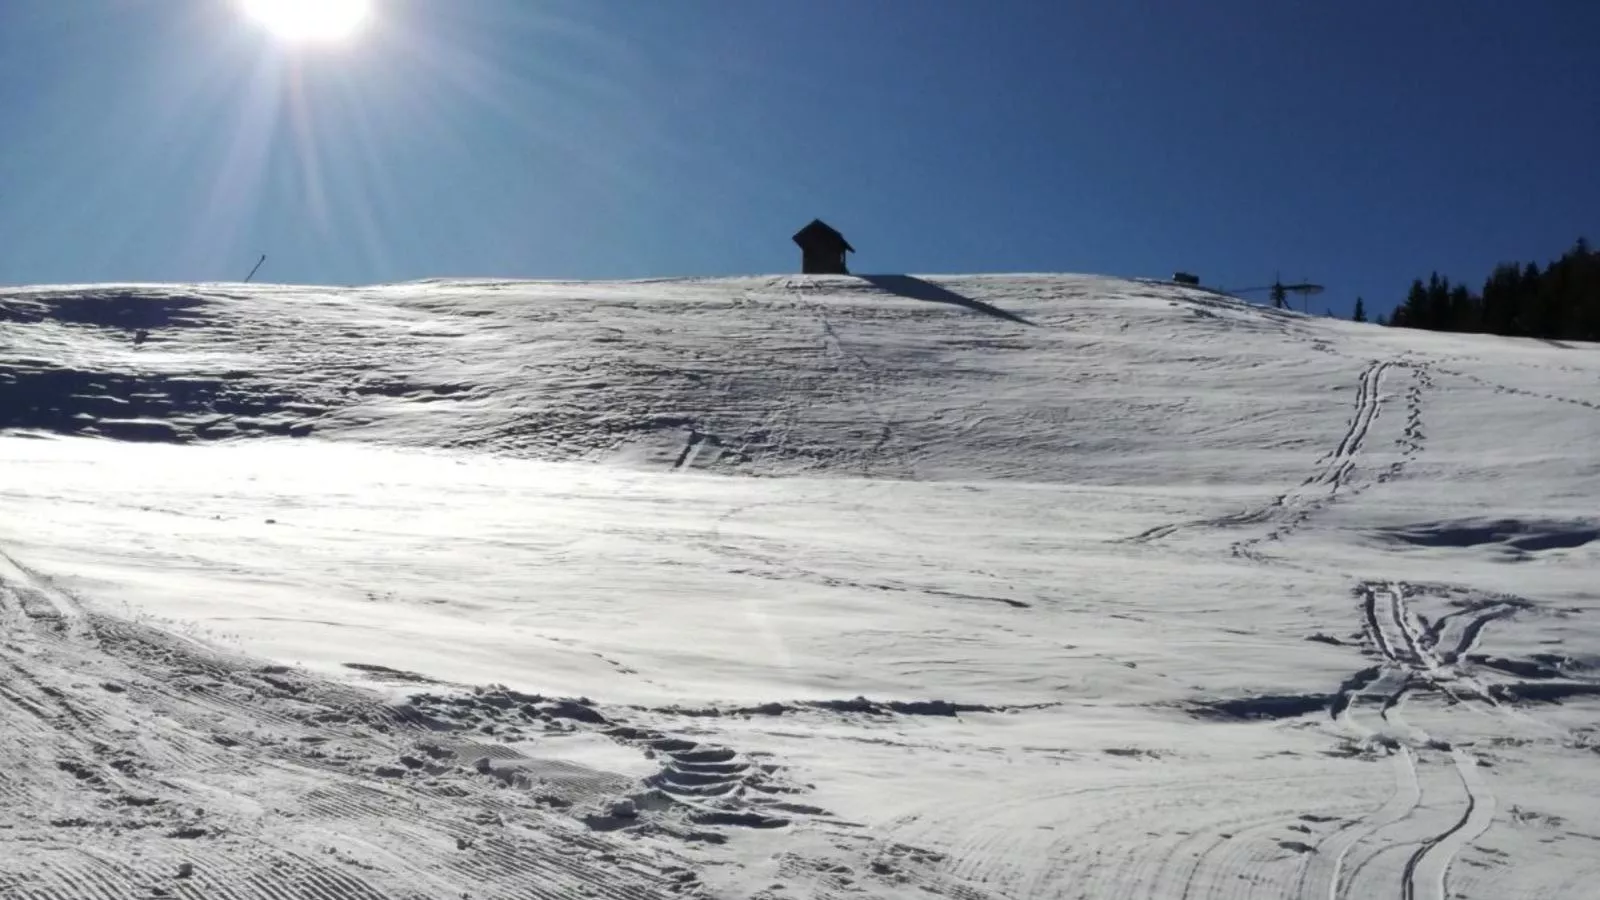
[792,219,855,254]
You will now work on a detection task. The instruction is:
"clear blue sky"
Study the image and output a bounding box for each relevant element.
[1,1,1595,317]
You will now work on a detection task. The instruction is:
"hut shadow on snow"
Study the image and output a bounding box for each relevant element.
[858,274,1035,326]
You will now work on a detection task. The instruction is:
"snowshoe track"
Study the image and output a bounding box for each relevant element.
[1231,360,1420,561]
[1120,358,1429,556]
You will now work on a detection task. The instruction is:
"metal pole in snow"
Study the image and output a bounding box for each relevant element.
[244,254,267,283]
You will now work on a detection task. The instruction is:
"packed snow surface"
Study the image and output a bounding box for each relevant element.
[2,273,1598,900]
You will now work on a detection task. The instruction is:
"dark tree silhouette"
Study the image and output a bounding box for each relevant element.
[1384,239,1598,341]
[1270,280,1287,310]
[1352,297,1367,323]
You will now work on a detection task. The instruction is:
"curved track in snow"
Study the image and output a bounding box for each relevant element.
[0,550,791,900]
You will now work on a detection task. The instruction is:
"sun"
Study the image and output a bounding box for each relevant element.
[240,0,373,42]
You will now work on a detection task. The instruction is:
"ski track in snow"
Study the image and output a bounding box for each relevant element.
[1121,356,1433,556]
[0,555,759,900]
[1305,578,1577,900]
[3,273,1599,899]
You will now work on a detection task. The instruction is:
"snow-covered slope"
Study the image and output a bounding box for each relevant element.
[2,274,1598,900]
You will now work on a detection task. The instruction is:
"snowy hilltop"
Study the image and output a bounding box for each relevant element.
[2,273,1598,900]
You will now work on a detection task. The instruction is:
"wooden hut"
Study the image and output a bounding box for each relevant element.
[792,219,854,275]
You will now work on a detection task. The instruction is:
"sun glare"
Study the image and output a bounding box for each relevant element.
[240,0,372,42]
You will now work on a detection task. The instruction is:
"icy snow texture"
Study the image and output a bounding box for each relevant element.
[2,273,1598,900]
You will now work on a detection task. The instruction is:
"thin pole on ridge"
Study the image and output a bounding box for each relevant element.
[244,254,267,283]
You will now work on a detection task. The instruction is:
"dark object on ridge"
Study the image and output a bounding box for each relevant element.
[1172,271,1200,286]
[1271,280,1288,309]
[793,219,853,275]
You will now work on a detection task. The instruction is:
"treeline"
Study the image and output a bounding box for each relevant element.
[1380,239,1599,341]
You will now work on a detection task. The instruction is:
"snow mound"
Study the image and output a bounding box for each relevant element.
[4,273,1360,483]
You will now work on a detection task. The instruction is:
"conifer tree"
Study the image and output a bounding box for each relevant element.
[1383,239,1600,339]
